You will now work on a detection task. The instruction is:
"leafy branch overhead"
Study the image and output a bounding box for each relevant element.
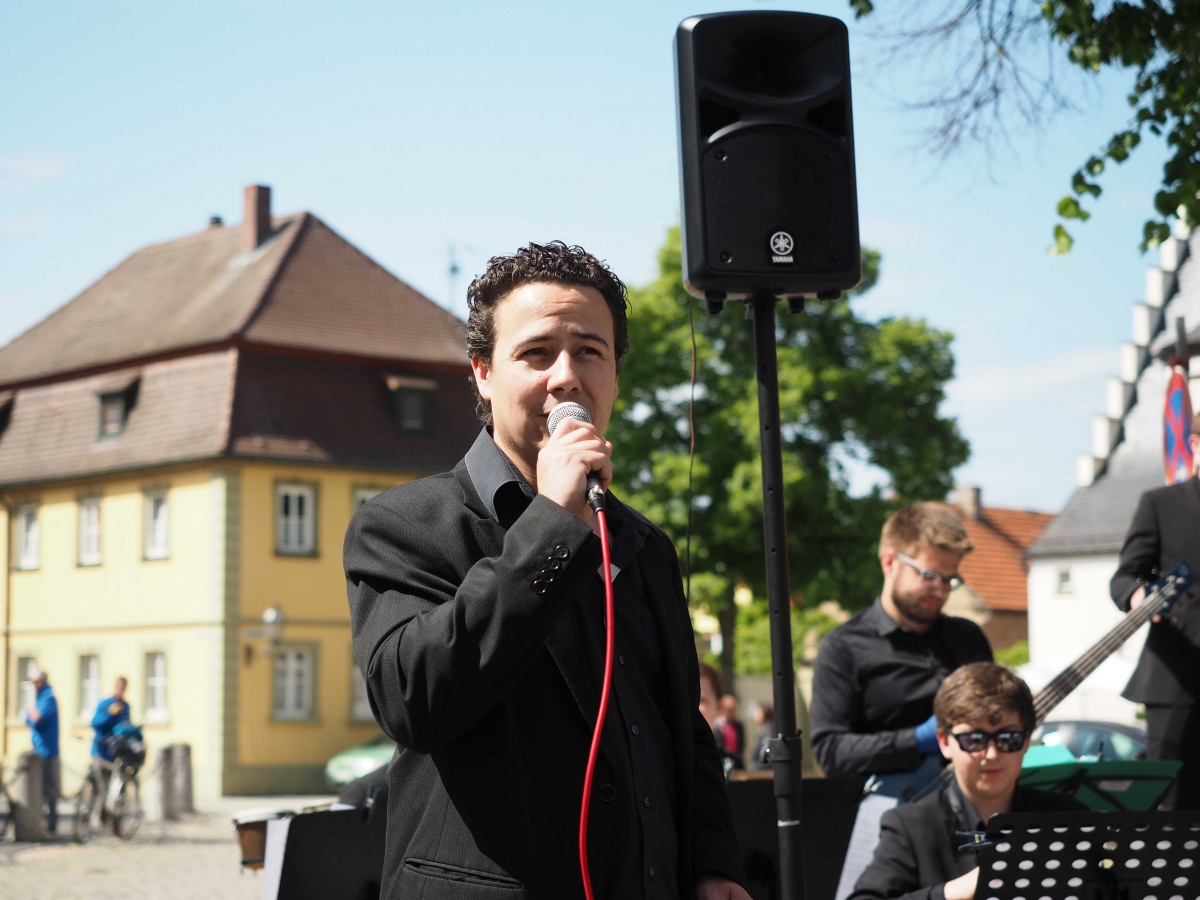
[852,0,1200,252]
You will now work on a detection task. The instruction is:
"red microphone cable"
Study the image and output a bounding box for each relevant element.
[579,505,614,900]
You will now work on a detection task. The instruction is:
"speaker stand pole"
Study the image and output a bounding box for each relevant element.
[749,291,807,900]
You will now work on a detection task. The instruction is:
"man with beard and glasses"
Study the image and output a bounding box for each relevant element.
[811,503,993,779]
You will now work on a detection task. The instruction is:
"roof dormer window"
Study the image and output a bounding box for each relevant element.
[96,375,139,439]
[385,374,436,436]
[100,392,128,437]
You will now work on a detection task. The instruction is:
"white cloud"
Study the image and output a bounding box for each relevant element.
[946,345,1114,413]
[0,153,71,198]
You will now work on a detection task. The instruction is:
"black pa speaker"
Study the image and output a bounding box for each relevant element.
[675,12,860,300]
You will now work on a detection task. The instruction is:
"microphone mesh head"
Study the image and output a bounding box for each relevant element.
[546,402,592,436]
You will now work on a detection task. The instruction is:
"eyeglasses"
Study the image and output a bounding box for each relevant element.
[949,729,1028,753]
[896,552,964,590]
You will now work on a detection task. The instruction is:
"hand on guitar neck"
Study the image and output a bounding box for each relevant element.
[1129,585,1162,623]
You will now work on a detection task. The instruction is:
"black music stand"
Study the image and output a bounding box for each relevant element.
[976,810,1200,900]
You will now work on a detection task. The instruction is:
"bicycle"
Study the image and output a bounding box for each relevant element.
[74,726,145,842]
[0,758,28,840]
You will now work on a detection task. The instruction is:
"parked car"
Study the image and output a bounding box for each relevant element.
[325,734,396,789]
[1032,720,1147,762]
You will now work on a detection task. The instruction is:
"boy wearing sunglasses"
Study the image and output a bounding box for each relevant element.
[850,662,1084,900]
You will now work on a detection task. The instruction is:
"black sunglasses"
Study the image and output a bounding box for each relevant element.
[949,729,1027,753]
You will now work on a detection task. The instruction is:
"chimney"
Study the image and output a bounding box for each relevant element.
[208,215,223,229]
[954,485,982,520]
[242,184,271,250]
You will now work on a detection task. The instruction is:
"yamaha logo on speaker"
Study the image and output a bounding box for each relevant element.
[769,231,794,264]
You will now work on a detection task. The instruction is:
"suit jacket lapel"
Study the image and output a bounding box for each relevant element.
[455,462,599,727]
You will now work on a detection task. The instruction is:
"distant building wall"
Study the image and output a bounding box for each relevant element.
[981,610,1026,652]
[1026,556,1145,725]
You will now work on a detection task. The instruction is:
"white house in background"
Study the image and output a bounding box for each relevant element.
[1024,220,1199,726]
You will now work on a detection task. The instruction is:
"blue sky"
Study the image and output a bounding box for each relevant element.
[0,1,1171,511]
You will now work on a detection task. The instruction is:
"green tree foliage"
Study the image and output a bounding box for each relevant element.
[849,0,1200,252]
[995,639,1031,668]
[608,228,969,680]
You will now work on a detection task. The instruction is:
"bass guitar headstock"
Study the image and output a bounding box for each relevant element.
[1147,562,1193,629]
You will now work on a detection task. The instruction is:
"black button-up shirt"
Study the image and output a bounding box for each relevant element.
[810,598,992,777]
[464,429,678,900]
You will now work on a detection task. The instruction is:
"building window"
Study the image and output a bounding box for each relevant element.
[144,491,169,560]
[1056,567,1073,594]
[79,655,101,718]
[276,483,316,555]
[395,389,431,433]
[99,392,127,437]
[17,656,38,714]
[351,657,374,723]
[78,497,102,566]
[146,652,168,723]
[385,375,437,435]
[16,504,39,570]
[274,647,314,720]
[352,486,383,512]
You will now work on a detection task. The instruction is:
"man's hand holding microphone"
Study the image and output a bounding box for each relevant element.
[537,402,612,537]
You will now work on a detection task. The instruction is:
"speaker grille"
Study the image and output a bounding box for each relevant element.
[702,126,855,275]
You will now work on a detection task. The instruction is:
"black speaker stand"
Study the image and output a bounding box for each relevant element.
[748,291,807,900]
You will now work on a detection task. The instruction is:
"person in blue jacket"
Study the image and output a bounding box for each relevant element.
[24,668,59,834]
[91,676,131,761]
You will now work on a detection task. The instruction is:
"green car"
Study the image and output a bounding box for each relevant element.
[324,734,396,789]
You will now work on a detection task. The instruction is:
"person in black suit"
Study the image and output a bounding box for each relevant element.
[345,242,747,900]
[850,663,1085,900]
[1110,414,1200,810]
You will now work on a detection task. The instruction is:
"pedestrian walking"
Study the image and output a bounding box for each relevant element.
[24,668,60,835]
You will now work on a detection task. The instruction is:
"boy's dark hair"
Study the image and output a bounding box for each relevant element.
[465,241,630,425]
[934,662,1035,734]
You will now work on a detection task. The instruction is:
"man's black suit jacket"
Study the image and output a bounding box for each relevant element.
[345,461,743,899]
[1110,476,1200,705]
[848,784,1085,900]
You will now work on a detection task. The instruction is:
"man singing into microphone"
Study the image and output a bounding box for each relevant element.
[345,242,748,900]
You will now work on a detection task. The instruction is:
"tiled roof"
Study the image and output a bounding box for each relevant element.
[0,349,479,487]
[0,351,237,486]
[956,506,1054,612]
[0,195,480,486]
[0,213,467,390]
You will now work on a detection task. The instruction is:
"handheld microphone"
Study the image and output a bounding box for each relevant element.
[546,402,606,512]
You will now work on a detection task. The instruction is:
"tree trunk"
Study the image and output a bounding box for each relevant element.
[719,583,737,697]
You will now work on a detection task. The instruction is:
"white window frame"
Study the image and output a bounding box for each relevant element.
[144,490,169,560]
[273,646,315,720]
[350,655,374,723]
[1056,567,1073,595]
[16,504,39,571]
[78,497,102,566]
[17,656,38,714]
[275,483,316,556]
[79,654,101,719]
[99,393,126,437]
[145,652,168,723]
[352,486,383,512]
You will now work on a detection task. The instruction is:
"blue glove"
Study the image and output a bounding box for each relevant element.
[914,714,940,754]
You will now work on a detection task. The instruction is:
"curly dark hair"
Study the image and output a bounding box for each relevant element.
[465,241,630,425]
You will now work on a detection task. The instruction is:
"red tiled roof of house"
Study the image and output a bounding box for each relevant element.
[956,506,1055,612]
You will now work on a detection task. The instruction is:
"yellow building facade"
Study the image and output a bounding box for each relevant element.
[0,186,479,796]
[2,460,423,797]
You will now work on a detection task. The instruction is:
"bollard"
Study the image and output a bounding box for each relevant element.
[171,744,194,814]
[12,751,46,842]
[156,744,179,822]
